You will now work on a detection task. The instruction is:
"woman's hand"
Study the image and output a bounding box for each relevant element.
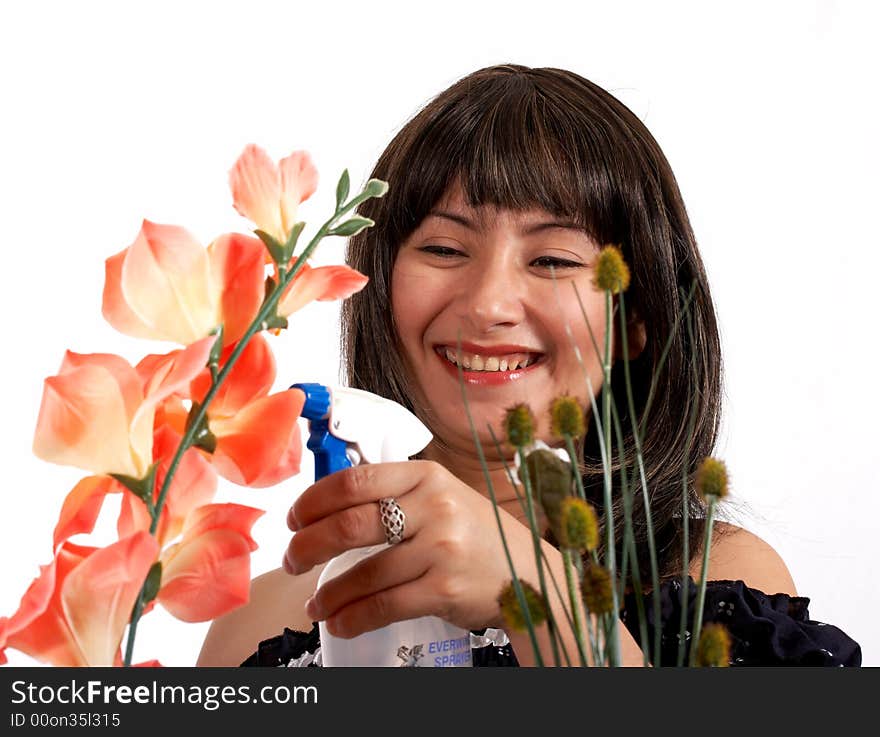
[283,459,546,638]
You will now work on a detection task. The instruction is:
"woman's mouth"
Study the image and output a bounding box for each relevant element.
[433,346,547,386]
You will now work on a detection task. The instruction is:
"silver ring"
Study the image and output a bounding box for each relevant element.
[379,497,406,545]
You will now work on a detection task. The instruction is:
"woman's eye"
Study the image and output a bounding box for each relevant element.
[419,246,582,269]
[419,245,463,258]
[531,256,583,269]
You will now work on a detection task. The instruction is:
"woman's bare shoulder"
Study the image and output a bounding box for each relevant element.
[196,562,327,667]
[689,521,798,596]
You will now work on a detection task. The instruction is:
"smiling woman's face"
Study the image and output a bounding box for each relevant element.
[390,183,611,459]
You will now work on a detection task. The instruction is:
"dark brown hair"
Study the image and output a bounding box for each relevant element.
[340,64,738,588]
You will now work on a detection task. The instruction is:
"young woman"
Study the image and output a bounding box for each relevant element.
[197,64,861,667]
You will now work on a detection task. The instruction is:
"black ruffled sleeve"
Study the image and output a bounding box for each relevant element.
[620,577,862,666]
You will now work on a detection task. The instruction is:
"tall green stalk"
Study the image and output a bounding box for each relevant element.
[600,290,621,666]
[454,336,544,667]
[618,290,662,667]
[688,496,717,667]
[122,182,383,666]
[677,293,700,666]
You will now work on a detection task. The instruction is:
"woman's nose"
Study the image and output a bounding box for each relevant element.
[454,258,526,331]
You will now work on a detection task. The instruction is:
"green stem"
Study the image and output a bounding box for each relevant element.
[460,359,543,667]
[601,290,620,666]
[517,446,562,667]
[122,189,377,666]
[609,395,650,667]
[487,427,575,667]
[688,497,717,666]
[618,290,662,667]
[562,549,589,666]
[677,296,699,666]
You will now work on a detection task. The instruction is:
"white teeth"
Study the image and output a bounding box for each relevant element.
[441,348,539,372]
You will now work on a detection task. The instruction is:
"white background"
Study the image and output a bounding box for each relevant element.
[1,0,877,667]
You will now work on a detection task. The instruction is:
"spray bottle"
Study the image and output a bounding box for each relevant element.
[291,382,473,667]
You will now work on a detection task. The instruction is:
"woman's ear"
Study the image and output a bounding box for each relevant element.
[613,315,647,361]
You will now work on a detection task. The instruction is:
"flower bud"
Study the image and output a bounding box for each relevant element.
[695,622,732,667]
[518,449,575,537]
[593,244,630,293]
[580,564,614,615]
[550,395,586,439]
[497,579,547,631]
[695,457,729,501]
[504,403,536,448]
[559,497,599,552]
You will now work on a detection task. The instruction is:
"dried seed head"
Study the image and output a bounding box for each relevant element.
[696,622,732,667]
[518,449,575,538]
[497,579,547,632]
[504,403,536,448]
[559,497,599,552]
[550,395,586,439]
[695,457,729,501]
[581,564,614,615]
[594,245,630,293]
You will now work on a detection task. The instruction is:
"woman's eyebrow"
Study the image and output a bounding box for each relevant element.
[427,209,584,234]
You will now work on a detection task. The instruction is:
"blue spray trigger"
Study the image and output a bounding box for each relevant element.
[291,382,353,483]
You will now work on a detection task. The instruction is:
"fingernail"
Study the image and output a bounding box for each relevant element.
[305,595,318,620]
[289,512,300,531]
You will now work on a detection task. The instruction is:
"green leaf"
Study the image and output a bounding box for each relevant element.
[328,216,375,238]
[193,426,217,454]
[110,463,157,507]
[254,229,285,265]
[363,178,389,198]
[142,561,163,606]
[335,169,351,210]
[208,326,224,366]
[281,221,307,263]
[261,313,289,331]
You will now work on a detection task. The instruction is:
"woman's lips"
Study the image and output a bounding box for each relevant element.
[434,347,546,386]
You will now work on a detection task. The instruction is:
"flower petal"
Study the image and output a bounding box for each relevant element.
[33,363,145,477]
[207,233,266,346]
[229,144,284,243]
[120,220,219,344]
[53,475,124,549]
[102,248,157,339]
[278,150,318,237]
[130,337,214,464]
[178,503,263,550]
[5,544,92,666]
[191,334,275,417]
[278,263,369,317]
[158,502,263,623]
[61,532,159,666]
[210,389,305,487]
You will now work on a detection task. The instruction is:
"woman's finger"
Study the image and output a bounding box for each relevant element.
[323,572,452,640]
[304,539,430,622]
[284,486,426,574]
[289,460,434,530]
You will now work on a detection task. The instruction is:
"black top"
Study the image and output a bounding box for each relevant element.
[241,576,861,667]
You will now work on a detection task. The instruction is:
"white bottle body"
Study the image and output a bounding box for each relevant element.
[316,545,473,667]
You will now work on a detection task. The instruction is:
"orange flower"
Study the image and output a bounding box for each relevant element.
[103,222,265,346]
[33,337,213,478]
[277,261,369,318]
[52,425,218,550]
[157,502,264,622]
[0,532,158,666]
[48,427,262,624]
[229,144,318,245]
[189,334,306,487]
